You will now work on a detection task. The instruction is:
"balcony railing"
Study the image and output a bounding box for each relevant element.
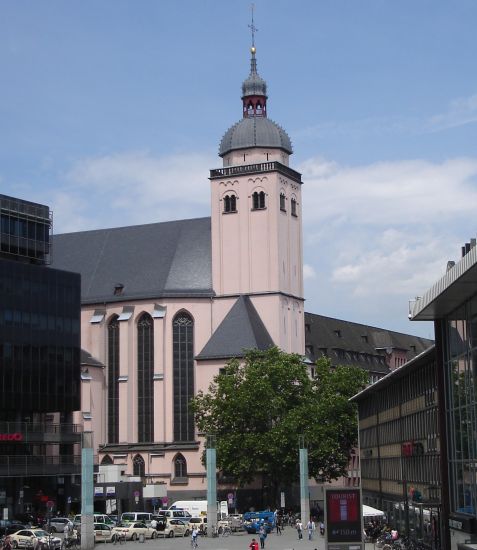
[0,422,83,444]
[0,455,82,477]
[210,161,302,183]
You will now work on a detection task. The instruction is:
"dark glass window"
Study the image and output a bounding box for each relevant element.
[280,193,286,212]
[173,312,195,442]
[101,455,113,465]
[291,197,297,217]
[252,191,266,210]
[223,194,237,213]
[174,454,187,478]
[137,313,154,443]
[133,454,145,477]
[107,315,120,444]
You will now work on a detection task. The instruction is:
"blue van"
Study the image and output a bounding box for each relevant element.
[243,511,275,534]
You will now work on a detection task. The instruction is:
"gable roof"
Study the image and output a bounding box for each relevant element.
[50,217,213,304]
[304,312,433,374]
[196,295,274,360]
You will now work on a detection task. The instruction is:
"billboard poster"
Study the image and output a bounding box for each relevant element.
[325,488,362,545]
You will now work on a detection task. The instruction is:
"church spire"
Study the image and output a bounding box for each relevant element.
[242,4,267,118]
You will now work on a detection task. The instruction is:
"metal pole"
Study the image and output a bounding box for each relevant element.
[81,432,94,550]
[206,435,217,538]
[299,436,310,525]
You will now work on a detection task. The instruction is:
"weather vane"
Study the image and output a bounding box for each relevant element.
[248,3,258,48]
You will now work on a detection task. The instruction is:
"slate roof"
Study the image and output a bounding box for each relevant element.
[81,349,104,368]
[196,295,274,360]
[304,312,434,374]
[50,217,213,305]
[219,117,293,157]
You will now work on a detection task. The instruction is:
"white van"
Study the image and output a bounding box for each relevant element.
[161,509,192,520]
[169,500,228,519]
[120,512,154,524]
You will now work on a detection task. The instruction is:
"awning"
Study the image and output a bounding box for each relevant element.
[363,504,385,517]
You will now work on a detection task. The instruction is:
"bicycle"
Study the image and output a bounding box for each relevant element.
[222,526,232,537]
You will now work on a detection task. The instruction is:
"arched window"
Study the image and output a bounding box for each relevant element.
[173,453,187,479]
[137,313,154,443]
[107,315,120,444]
[223,194,237,213]
[280,193,286,212]
[101,455,113,465]
[133,454,145,477]
[291,197,297,217]
[252,191,266,210]
[172,312,195,442]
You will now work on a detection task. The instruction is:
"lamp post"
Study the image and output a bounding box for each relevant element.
[81,432,94,550]
[299,435,310,524]
[206,435,217,538]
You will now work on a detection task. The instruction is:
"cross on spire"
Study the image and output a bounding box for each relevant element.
[248,3,258,48]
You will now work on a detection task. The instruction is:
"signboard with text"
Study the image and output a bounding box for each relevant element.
[325,487,363,547]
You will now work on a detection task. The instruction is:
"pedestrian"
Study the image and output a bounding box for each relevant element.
[276,517,282,535]
[191,527,199,548]
[259,524,267,549]
[306,519,315,540]
[150,518,158,531]
[249,538,259,550]
[319,521,325,536]
[296,520,303,540]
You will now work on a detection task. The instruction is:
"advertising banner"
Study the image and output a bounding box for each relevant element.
[325,487,363,548]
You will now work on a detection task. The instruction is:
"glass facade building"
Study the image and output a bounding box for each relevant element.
[0,194,81,518]
[411,240,477,549]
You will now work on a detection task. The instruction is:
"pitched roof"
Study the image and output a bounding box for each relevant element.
[196,295,274,360]
[304,312,433,374]
[50,217,213,304]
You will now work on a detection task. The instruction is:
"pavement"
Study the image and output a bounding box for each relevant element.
[93,527,330,550]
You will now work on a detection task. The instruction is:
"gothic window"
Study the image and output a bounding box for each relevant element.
[252,191,266,210]
[133,454,145,477]
[280,193,286,212]
[101,455,113,465]
[223,194,237,213]
[137,313,154,443]
[107,315,120,444]
[173,312,195,442]
[291,197,297,217]
[174,453,187,479]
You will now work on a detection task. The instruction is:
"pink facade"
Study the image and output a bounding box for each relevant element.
[70,45,306,501]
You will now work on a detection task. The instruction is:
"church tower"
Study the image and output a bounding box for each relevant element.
[209,40,305,355]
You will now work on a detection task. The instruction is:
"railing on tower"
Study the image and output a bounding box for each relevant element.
[210,161,302,183]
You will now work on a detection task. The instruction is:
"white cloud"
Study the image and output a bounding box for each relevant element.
[51,150,216,232]
[300,155,477,318]
[303,264,317,280]
[428,93,477,131]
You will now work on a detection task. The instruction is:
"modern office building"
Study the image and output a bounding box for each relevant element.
[351,346,441,548]
[411,238,477,550]
[0,194,82,517]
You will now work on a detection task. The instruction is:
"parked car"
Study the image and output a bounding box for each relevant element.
[10,529,61,549]
[163,519,190,538]
[111,522,157,541]
[94,523,115,543]
[47,518,71,533]
[0,521,27,537]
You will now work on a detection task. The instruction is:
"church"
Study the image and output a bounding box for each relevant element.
[51,42,305,509]
[51,42,431,513]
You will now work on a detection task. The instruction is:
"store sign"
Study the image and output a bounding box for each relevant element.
[94,487,104,496]
[325,488,362,544]
[0,433,23,441]
[106,487,115,497]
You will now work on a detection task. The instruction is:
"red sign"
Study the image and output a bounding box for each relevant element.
[0,433,23,441]
[326,488,362,544]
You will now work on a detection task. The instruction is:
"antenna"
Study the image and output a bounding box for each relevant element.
[248,3,258,48]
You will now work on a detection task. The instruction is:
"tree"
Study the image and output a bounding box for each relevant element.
[191,347,368,504]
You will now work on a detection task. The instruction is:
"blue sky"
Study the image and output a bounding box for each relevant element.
[2,1,477,338]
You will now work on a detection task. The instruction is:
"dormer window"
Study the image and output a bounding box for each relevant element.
[280,193,286,212]
[223,194,237,213]
[252,191,266,210]
[291,198,297,217]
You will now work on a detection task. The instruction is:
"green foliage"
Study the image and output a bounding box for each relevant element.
[191,347,368,494]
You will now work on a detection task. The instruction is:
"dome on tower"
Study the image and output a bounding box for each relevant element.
[219,45,292,158]
[219,117,292,157]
